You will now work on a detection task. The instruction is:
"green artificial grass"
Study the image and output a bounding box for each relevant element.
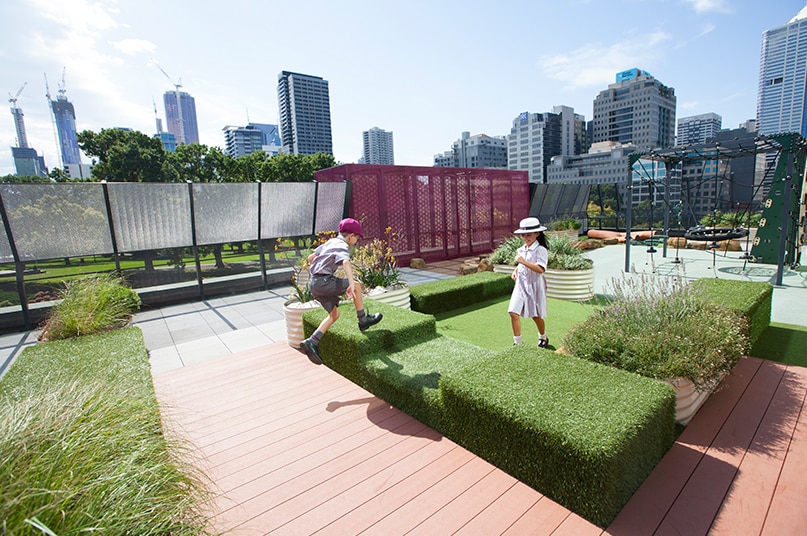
[751,322,807,367]
[434,295,600,351]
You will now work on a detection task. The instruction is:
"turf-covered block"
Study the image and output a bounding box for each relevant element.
[360,336,495,432]
[440,345,676,527]
[410,271,514,314]
[302,300,436,378]
[692,278,772,345]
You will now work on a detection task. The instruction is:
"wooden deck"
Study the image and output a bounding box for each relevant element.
[152,343,807,535]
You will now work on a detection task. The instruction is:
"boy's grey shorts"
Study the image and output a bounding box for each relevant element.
[310,274,349,312]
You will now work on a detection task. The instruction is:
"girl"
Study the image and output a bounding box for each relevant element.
[508,217,550,348]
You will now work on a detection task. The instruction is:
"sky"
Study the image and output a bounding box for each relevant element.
[1,0,805,176]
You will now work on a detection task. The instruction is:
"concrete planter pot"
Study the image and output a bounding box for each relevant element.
[544,268,595,301]
[365,285,411,309]
[284,300,320,349]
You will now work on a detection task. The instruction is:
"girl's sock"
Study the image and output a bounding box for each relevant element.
[513,336,522,345]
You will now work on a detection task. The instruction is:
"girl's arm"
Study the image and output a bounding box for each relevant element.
[514,254,545,274]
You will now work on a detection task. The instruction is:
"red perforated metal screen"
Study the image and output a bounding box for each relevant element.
[315,164,530,264]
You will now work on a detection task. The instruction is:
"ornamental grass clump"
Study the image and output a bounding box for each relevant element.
[547,235,593,271]
[39,273,141,342]
[563,273,748,391]
[352,227,405,289]
[489,236,522,265]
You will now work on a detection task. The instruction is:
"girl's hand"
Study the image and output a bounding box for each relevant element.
[514,254,524,265]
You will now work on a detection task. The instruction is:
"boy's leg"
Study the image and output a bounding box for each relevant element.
[300,300,340,366]
[353,286,383,331]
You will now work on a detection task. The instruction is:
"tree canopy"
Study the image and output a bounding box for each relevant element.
[76,128,339,183]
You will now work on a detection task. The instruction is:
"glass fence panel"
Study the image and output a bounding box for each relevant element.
[193,183,259,245]
[0,184,113,262]
[261,182,315,238]
[0,213,13,264]
[107,183,192,252]
[314,181,346,234]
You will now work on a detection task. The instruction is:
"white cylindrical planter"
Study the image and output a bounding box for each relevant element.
[365,285,411,309]
[284,301,320,348]
[544,268,595,301]
[662,376,723,425]
[493,264,514,274]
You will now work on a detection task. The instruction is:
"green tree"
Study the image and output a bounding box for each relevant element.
[77,129,166,182]
[48,168,73,182]
[1,174,51,183]
[164,143,230,183]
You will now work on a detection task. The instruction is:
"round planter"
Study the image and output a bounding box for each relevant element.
[493,264,514,274]
[544,268,595,301]
[365,285,411,309]
[662,375,724,425]
[284,300,320,349]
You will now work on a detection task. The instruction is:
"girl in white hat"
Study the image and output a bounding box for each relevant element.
[508,217,550,348]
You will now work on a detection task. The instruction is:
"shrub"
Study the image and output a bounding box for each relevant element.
[352,227,405,289]
[563,273,748,391]
[692,278,772,345]
[39,273,141,341]
[547,235,593,271]
[489,236,522,265]
[549,216,582,231]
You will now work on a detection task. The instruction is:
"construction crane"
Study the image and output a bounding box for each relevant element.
[152,60,185,144]
[8,81,26,106]
[9,82,29,148]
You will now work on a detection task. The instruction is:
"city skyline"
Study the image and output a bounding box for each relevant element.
[1,0,804,176]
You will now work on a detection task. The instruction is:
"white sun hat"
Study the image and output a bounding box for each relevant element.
[513,217,547,234]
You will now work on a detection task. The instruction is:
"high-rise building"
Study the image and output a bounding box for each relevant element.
[223,123,282,158]
[677,113,722,147]
[9,90,47,176]
[434,132,507,169]
[154,131,177,153]
[277,71,333,155]
[50,88,82,166]
[163,90,199,145]
[592,68,676,151]
[757,7,807,137]
[362,127,394,165]
[507,111,564,184]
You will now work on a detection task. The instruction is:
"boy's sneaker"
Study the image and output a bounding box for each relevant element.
[300,338,323,365]
[538,337,549,348]
[358,312,383,331]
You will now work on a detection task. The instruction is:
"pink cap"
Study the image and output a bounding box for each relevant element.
[338,218,363,237]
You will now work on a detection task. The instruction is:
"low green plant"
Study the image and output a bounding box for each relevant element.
[699,210,762,228]
[549,216,582,231]
[547,235,593,271]
[489,236,522,265]
[0,328,211,535]
[563,273,748,391]
[352,227,405,289]
[38,273,141,341]
[287,258,314,304]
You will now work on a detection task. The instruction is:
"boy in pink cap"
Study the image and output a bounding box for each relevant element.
[298,218,383,365]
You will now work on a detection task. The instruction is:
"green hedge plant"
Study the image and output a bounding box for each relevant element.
[564,273,748,391]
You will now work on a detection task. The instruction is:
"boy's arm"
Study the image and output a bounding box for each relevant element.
[307,252,317,264]
[342,260,357,298]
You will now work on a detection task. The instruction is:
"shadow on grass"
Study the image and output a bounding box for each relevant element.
[751,323,807,367]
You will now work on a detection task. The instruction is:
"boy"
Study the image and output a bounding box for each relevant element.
[299,218,383,365]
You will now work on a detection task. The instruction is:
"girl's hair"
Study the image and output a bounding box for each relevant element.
[537,232,548,249]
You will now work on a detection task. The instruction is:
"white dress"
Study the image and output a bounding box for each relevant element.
[507,241,548,318]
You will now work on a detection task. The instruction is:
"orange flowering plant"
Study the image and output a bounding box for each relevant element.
[352,227,405,290]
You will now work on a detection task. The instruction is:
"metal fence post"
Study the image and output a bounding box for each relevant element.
[187,181,204,300]
[100,181,121,275]
[0,191,31,329]
[257,181,268,290]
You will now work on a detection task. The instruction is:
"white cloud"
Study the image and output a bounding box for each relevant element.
[29,0,119,32]
[538,31,672,90]
[110,38,157,56]
[682,0,732,14]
